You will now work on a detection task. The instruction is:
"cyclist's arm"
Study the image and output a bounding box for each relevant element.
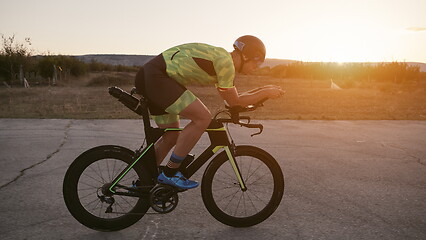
[217,86,284,107]
[246,85,282,94]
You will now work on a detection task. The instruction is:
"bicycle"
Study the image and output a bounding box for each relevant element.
[63,86,284,231]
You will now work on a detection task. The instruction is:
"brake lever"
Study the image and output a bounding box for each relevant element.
[239,116,251,123]
[238,122,263,137]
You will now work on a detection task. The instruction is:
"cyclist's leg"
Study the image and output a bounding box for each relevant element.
[166,99,211,168]
[152,95,210,189]
[153,116,180,166]
[152,96,211,169]
[156,98,209,189]
[141,54,205,188]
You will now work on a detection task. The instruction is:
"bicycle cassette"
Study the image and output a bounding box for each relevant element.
[149,184,179,214]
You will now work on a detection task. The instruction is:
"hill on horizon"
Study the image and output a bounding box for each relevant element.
[75,54,426,72]
[76,54,154,67]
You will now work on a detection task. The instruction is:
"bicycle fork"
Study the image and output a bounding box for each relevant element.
[213,146,247,191]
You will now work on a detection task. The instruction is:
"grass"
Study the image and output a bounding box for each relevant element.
[1,73,426,120]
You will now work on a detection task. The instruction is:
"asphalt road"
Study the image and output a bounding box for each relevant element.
[0,119,425,240]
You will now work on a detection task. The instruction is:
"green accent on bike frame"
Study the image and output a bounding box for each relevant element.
[212,146,223,153]
[108,143,154,193]
[206,128,226,132]
[165,128,183,131]
[212,146,246,190]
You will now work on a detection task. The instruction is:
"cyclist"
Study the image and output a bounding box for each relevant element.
[135,35,285,189]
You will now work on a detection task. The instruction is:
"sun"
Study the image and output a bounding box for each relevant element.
[308,24,388,63]
[270,15,396,63]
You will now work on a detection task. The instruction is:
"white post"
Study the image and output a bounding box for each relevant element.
[53,65,58,85]
[20,65,24,86]
[24,77,30,88]
[331,79,342,90]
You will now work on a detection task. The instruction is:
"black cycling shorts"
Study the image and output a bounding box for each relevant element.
[134,54,197,124]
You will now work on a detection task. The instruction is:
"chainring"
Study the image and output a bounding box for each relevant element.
[149,184,179,214]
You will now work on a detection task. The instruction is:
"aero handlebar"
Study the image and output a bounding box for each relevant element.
[217,98,268,137]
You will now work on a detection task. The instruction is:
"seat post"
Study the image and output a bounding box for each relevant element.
[139,98,152,130]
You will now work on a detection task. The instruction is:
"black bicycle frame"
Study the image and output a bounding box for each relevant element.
[108,119,247,194]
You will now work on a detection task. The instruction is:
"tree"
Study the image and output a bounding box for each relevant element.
[37,55,56,79]
[0,34,33,84]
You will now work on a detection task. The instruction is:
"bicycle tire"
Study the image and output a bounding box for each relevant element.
[201,145,284,227]
[63,145,152,231]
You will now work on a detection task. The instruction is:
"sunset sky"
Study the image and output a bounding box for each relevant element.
[1,0,425,63]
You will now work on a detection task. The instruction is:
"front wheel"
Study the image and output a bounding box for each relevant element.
[201,145,284,227]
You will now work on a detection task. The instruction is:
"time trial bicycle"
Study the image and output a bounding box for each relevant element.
[63,86,284,231]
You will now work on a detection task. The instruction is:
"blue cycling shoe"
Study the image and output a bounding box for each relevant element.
[157,171,199,189]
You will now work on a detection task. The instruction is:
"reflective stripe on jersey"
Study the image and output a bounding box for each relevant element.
[162,43,235,88]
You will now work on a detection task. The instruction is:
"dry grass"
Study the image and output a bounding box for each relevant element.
[1,74,425,120]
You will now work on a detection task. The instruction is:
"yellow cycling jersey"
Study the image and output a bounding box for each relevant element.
[162,43,235,89]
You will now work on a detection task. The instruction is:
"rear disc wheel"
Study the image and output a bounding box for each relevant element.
[63,146,153,231]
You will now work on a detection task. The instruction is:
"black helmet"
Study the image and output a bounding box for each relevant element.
[233,35,266,62]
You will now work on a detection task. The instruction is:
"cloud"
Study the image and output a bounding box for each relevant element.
[406,27,426,32]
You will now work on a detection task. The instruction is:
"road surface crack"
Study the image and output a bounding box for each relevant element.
[0,120,73,190]
[381,142,426,167]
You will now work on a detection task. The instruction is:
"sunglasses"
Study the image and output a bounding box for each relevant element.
[243,55,263,67]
